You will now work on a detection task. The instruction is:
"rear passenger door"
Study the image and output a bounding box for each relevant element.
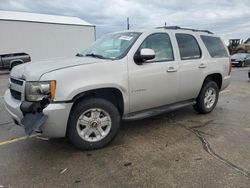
[175,33,205,101]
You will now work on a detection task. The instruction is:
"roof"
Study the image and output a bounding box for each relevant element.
[155,26,213,34]
[0,10,94,26]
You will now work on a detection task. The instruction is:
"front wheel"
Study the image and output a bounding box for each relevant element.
[67,98,120,150]
[193,81,219,114]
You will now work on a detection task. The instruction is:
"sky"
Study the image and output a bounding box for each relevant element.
[0,0,250,43]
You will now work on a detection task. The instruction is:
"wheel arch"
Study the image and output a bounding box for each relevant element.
[70,87,125,116]
[10,59,24,69]
[202,73,223,90]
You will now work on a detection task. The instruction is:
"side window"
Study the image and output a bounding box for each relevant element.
[176,34,201,60]
[200,35,228,58]
[139,33,174,62]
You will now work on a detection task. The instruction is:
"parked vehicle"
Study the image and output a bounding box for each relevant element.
[228,38,250,55]
[4,26,231,150]
[0,52,30,70]
[231,53,250,67]
[248,69,250,79]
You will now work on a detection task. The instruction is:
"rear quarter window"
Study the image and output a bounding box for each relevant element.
[200,35,228,58]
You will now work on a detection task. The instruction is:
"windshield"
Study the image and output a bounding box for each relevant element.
[80,32,141,60]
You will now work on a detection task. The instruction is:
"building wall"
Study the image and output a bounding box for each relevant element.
[0,20,95,61]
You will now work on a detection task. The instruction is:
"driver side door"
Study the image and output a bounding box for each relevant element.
[128,33,179,112]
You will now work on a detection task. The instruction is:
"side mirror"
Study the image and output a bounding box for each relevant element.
[140,48,156,61]
[134,48,155,64]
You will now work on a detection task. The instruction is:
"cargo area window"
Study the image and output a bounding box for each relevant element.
[176,33,201,60]
[200,35,228,58]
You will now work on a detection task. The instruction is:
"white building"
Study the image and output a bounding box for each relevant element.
[0,11,96,61]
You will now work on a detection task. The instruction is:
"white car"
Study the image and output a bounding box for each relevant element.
[4,26,231,150]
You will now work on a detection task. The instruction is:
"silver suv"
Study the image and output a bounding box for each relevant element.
[4,26,231,150]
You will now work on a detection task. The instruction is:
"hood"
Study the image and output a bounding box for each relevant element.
[10,56,106,81]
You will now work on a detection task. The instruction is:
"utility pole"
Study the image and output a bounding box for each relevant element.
[164,22,167,28]
[127,17,130,30]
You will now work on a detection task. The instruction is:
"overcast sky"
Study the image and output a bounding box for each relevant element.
[0,0,250,43]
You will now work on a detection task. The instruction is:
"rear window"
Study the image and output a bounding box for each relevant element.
[176,33,201,60]
[200,35,228,58]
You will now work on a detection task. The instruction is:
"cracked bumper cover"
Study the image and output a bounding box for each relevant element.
[4,89,73,138]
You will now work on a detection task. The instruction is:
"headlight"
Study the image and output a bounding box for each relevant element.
[25,80,56,102]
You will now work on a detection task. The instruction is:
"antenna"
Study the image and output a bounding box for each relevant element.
[127,17,130,30]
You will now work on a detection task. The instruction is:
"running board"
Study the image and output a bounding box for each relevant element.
[122,99,196,121]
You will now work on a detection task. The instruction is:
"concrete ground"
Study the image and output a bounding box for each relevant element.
[0,68,250,188]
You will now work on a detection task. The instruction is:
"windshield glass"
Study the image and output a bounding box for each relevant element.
[80,32,141,60]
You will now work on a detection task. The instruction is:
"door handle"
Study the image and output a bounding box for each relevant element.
[199,63,207,68]
[167,66,177,72]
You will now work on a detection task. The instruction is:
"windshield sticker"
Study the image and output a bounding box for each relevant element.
[119,36,133,41]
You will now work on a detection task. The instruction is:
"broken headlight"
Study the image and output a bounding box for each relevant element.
[25,81,56,102]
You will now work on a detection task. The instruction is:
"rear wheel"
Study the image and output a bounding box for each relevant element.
[67,98,120,150]
[193,81,219,114]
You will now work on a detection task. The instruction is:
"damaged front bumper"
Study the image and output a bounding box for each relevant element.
[20,100,49,135]
[4,89,73,138]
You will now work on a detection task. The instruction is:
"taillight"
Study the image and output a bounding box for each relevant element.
[228,56,232,75]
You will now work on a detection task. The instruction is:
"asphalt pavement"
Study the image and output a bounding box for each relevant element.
[0,68,250,188]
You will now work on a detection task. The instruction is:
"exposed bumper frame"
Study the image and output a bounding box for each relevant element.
[4,89,73,138]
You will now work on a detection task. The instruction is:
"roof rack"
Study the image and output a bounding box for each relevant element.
[156,26,213,34]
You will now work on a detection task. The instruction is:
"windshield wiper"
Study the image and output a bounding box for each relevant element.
[85,53,106,59]
[76,53,84,57]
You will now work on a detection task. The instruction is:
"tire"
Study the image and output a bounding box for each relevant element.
[241,61,245,67]
[193,81,219,114]
[67,98,120,150]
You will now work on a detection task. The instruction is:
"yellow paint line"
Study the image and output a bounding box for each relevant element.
[0,133,40,146]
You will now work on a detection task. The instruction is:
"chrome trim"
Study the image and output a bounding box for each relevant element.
[9,77,26,101]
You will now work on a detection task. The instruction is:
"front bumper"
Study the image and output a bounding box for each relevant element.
[4,89,73,138]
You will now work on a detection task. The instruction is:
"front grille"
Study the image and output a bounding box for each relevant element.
[9,77,25,101]
[10,89,22,100]
[10,78,23,86]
